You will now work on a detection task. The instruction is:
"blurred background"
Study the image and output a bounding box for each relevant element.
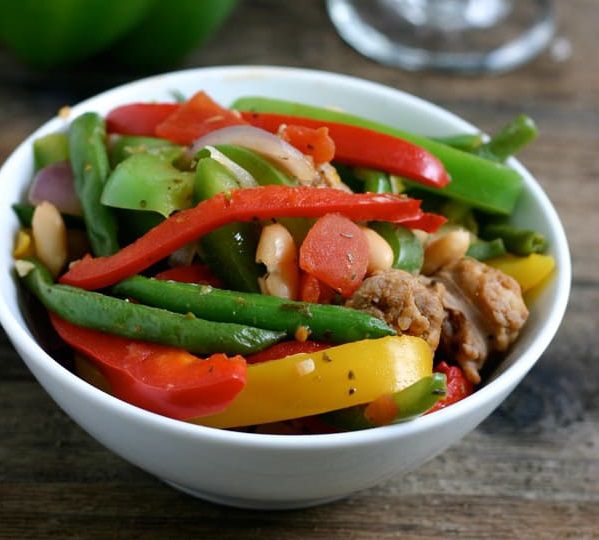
[1,1,598,539]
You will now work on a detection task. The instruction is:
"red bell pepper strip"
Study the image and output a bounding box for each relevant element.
[51,314,247,420]
[299,213,369,297]
[155,91,247,145]
[60,185,422,290]
[242,111,451,189]
[279,124,336,165]
[400,212,448,233]
[428,361,474,413]
[106,103,180,136]
[246,340,331,364]
[155,263,223,287]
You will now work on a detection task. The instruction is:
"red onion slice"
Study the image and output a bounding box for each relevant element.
[28,161,83,216]
[191,125,318,184]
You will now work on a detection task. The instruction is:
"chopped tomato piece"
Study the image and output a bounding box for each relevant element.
[299,213,369,298]
[299,271,335,304]
[155,91,246,144]
[280,125,335,165]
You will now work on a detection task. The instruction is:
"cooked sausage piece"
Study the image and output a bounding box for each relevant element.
[433,257,529,384]
[346,269,445,350]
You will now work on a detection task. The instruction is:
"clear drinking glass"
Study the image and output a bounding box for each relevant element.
[326,0,556,73]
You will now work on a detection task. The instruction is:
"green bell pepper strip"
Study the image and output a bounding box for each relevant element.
[466,238,507,261]
[214,144,294,185]
[353,167,392,194]
[433,133,483,153]
[478,114,538,163]
[482,224,548,256]
[112,275,395,344]
[109,135,183,167]
[232,97,523,215]
[322,373,447,430]
[369,222,424,273]
[33,133,69,171]
[17,258,283,356]
[194,157,262,293]
[11,203,84,229]
[68,112,119,256]
[101,153,194,218]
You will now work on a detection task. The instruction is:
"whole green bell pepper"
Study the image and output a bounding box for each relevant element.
[0,0,152,68]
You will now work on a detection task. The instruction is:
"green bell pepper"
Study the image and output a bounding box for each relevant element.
[369,222,424,274]
[33,133,69,171]
[109,135,183,168]
[194,157,262,293]
[101,153,194,218]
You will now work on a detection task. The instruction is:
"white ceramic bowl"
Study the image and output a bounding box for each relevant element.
[0,66,570,509]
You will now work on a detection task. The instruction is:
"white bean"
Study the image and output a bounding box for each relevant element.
[31,201,67,277]
[361,227,394,274]
[422,229,470,275]
[256,223,299,300]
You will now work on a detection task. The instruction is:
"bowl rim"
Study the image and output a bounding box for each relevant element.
[0,65,571,450]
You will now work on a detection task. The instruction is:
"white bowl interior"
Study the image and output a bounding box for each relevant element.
[0,66,571,507]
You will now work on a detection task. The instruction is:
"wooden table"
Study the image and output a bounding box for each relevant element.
[1,1,598,538]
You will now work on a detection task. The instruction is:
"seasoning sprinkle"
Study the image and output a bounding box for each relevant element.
[322,352,333,363]
[347,252,354,264]
[294,325,311,342]
[348,370,355,380]
[348,387,357,395]
[340,232,354,239]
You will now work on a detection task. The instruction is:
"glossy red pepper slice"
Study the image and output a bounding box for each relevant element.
[106,103,180,136]
[428,361,474,413]
[246,340,331,364]
[60,185,422,290]
[51,314,247,420]
[154,264,223,287]
[400,212,448,233]
[241,111,451,189]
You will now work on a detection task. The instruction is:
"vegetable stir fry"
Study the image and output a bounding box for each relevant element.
[12,91,555,433]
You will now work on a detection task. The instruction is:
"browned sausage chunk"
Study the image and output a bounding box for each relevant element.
[346,269,445,350]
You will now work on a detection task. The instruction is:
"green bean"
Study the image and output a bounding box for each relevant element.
[466,238,506,261]
[482,224,547,256]
[433,133,483,153]
[68,113,119,256]
[440,200,479,234]
[478,114,538,162]
[322,374,447,430]
[17,258,284,356]
[111,275,396,344]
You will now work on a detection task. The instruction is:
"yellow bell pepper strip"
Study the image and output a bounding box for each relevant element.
[195,335,432,429]
[487,253,555,293]
[13,229,35,259]
[59,185,423,291]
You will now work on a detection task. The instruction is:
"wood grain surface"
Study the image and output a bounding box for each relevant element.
[1,1,598,538]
